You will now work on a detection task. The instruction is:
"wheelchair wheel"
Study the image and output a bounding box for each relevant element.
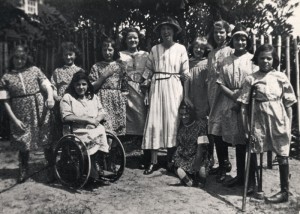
[98,131,126,182]
[54,135,91,189]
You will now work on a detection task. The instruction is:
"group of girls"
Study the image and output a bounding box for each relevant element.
[0,16,296,204]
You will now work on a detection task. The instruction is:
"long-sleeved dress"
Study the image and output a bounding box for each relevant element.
[0,67,52,151]
[216,53,257,145]
[60,93,109,155]
[188,58,209,120]
[238,70,297,156]
[142,43,189,149]
[89,61,127,136]
[120,50,149,136]
[207,46,234,136]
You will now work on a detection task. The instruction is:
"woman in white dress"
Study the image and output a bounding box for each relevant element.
[142,17,189,175]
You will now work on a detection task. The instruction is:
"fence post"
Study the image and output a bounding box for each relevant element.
[286,35,291,80]
[277,35,281,71]
[294,38,300,143]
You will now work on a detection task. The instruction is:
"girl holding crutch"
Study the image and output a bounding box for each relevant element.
[238,44,297,203]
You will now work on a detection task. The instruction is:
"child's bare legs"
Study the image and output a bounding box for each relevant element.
[265,156,289,203]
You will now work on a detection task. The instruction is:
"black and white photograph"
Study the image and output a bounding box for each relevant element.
[0,0,300,213]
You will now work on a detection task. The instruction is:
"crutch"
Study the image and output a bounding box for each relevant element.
[242,86,256,212]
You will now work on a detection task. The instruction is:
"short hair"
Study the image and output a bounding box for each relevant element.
[207,20,231,49]
[65,70,94,100]
[99,37,120,61]
[179,102,196,121]
[121,27,141,51]
[188,36,212,58]
[56,42,81,67]
[229,24,252,51]
[252,44,280,69]
[8,45,34,71]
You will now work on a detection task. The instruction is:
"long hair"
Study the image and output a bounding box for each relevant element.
[65,70,94,100]
[8,45,34,71]
[252,44,279,69]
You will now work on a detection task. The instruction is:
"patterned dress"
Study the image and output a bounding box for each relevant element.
[188,58,209,120]
[173,120,208,174]
[142,43,189,149]
[60,93,109,155]
[207,46,234,136]
[51,64,83,98]
[238,70,297,156]
[0,67,52,151]
[89,61,127,135]
[120,50,149,135]
[50,64,83,140]
[216,53,258,145]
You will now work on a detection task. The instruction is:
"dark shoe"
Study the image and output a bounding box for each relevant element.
[224,160,232,173]
[209,167,219,175]
[99,179,111,186]
[166,161,175,173]
[216,168,226,183]
[17,168,28,183]
[224,176,244,188]
[143,164,157,175]
[265,191,288,203]
[247,184,255,196]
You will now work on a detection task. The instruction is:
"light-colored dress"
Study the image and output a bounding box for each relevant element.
[188,58,209,120]
[173,120,208,174]
[120,50,149,135]
[238,70,297,156]
[51,64,83,98]
[60,93,109,155]
[216,53,258,145]
[142,43,189,149]
[89,61,127,136]
[0,67,52,151]
[207,46,234,136]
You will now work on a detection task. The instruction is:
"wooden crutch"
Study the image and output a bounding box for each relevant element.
[242,85,256,212]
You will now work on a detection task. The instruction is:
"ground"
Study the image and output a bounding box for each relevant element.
[0,139,299,214]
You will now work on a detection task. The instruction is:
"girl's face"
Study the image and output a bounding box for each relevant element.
[233,35,247,52]
[193,43,206,59]
[74,79,88,98]
[102,42,114,62]
[257,51,273,73]
[213,27,227,46]
[13,53,27,70]
[179,109,192,125]
[160,25,174,43]
[126,32,139,51]
[63,51,76,66]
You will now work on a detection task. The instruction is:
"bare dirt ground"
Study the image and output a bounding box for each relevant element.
[0,139,299,214]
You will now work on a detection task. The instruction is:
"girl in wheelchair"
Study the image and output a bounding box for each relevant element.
[60,71,110,185]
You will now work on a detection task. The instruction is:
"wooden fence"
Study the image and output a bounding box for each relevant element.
[0,32,300,163]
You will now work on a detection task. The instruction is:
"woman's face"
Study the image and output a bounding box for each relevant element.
[74,79,88,97]
[233,35,247,52]
[213,27,227,46]
[126,32,139,50]
[63,51,76,66]
[160,25,174,43]
[102,42,114,62]
[193,43,206,59]
[13,53,27,70]
[257,51,273,72]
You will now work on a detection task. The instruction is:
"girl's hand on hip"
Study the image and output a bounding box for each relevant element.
[45,98,55,109]
[15,119,26,131]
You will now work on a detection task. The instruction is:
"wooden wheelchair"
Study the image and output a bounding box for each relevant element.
[53,125,126,189]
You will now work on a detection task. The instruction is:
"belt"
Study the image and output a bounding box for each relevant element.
[153,72,180,81]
